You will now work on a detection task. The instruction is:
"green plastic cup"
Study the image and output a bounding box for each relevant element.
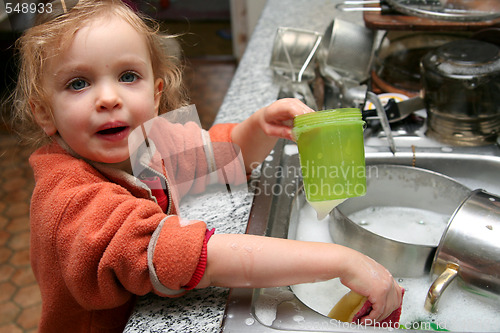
[293,108,366,218]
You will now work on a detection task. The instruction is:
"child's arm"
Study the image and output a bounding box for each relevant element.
[197,233,402,324]
[231,98,314,173]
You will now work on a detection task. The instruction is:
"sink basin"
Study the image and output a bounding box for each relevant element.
[221,139,500,332]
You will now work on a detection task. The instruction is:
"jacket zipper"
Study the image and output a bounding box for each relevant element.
[140,163,173,215]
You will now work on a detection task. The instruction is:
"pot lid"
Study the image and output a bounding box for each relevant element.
[422,39,500,77]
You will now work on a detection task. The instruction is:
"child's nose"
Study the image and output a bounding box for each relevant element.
[95,83,122,111]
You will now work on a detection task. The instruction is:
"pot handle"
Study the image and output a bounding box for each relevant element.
[424,263,459,313]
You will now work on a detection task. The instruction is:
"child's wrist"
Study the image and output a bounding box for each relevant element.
[183,228,216,290]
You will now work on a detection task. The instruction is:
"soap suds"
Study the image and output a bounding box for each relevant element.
[290,201,500,332]
[308,199,346,220]
[348,206,449,246]
[284,144,299,156]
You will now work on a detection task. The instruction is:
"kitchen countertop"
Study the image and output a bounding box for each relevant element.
[124,1,362,332]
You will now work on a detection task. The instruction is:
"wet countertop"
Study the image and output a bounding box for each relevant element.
[124,1,362,331]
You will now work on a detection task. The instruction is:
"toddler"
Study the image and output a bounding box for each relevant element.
[10,0,402,332]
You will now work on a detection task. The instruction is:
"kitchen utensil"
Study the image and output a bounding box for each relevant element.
[365,92,397,153]
[270,27,322,82]
[270,27,322,109]
[363,96,426,123]
[317,18,376,86]
[372,32,465,97]
[425,189,500,313]
[387,0,500,22]
[337,0,440,15]
[330,164,471,277]
[339,0,500,22]
[421,39,500,146]
[292,108,366,219]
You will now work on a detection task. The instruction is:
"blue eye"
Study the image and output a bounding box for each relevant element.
[120,72,138,83]
[68,79,88,91]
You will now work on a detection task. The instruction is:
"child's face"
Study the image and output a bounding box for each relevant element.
[37,15,163,164]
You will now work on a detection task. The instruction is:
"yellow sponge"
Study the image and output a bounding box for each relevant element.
[328,288,404,327]
[328,291,367,322]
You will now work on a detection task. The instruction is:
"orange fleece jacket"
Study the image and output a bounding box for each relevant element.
[29,122,239,333]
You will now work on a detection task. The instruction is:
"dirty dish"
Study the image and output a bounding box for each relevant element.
[330,164,471,277]
[426,189,500,313]
[270,27,322,82]
[317,18,375,85]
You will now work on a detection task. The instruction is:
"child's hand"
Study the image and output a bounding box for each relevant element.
[231,98,315,172]
[339,250,403,324]
[256,98,314,141]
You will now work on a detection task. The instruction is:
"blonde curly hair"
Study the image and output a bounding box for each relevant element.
[10,0,188,147]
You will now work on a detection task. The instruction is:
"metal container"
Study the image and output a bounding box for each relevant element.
[317,18,375,85]
[421,39,500,146]
[425,189,500,313]
[330,164,471,277]
[372,32,464,97]
[270,27,322,82]
[270,27,322,108]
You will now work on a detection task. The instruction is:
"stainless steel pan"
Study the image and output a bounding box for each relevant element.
[329,164,471,277]
[425,189,500,313]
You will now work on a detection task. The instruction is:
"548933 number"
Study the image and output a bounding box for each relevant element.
[5,2,53,14]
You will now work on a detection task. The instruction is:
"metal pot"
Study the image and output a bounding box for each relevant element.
[372,31,465,97]
[317,18,375,85]
[421,39,500,146]
[425,189,500,313]
[330,164,471,277]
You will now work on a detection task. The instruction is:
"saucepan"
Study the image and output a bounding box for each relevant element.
[421,39,500,146]
[425,189,500,313]
[329,164,471,277]
[317,18,375,88]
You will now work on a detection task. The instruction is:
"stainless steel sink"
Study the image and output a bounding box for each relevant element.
[221,135,500,332]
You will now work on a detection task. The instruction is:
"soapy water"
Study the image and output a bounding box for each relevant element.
[309,199,346,220]
[292,276,500,332]
[254,287,296,326]
[289,201,500,332]
[347,206,450,247]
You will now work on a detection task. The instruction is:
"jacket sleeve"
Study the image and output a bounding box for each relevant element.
[30,150,207,309]
[148,120,246,199]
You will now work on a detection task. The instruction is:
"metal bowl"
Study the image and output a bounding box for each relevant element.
[329,164,471,277]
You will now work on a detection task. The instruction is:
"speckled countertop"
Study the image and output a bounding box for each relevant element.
[124,1,362,332]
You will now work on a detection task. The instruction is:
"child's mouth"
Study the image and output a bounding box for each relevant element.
[96,124,130,141]
[98,126,127,135]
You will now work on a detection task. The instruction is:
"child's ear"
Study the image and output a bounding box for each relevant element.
[154,78,164,112]
[30,101,57,136]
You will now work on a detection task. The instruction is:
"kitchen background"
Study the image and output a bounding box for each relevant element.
[0,0,264,332]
